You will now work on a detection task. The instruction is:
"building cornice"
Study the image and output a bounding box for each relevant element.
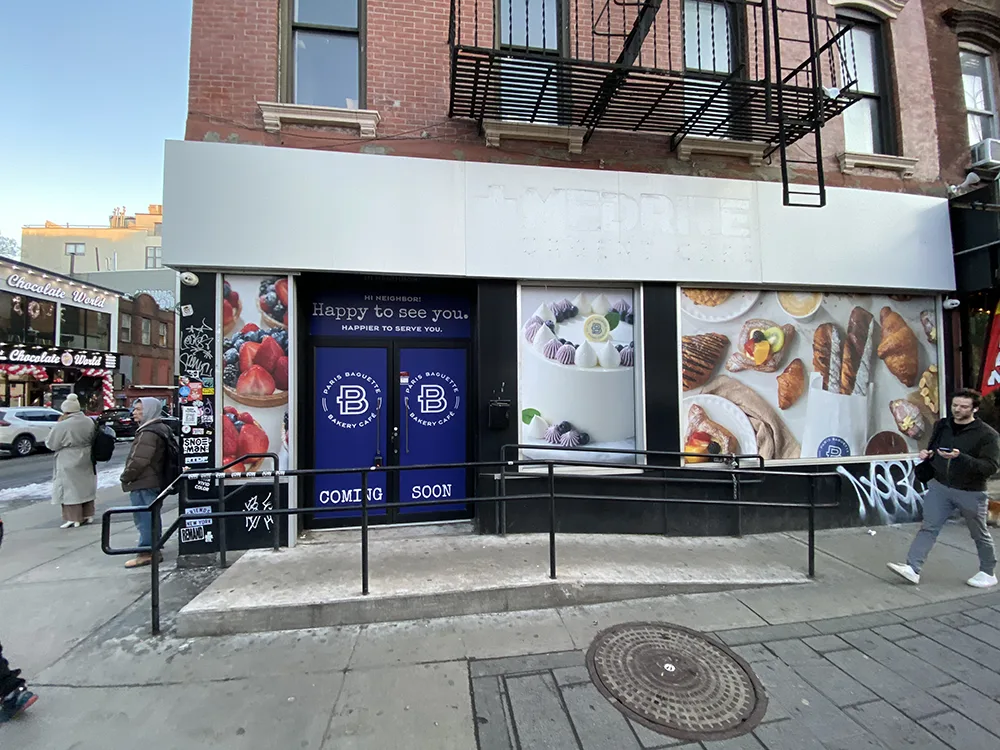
[827,0,907,20]
[943,9,1000,51]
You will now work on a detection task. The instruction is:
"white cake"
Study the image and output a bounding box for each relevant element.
[520,294,635,446]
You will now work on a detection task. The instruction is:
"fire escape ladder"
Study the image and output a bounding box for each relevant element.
[581,0,664,141]
[767,0,856,207]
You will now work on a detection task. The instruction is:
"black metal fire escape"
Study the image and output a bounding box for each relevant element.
[448,0,862,207]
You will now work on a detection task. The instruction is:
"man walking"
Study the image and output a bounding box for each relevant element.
[0,516,38,723]
[888,388,1000,588]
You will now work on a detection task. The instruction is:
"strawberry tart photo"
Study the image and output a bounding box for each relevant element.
[220,275,293,475]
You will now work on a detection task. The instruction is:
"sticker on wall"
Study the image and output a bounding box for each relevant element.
[519,286,637,464]
[679,289,942,463]
[221,275,292,474]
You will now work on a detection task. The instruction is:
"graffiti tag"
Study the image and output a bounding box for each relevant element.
[838,460,926,525]
[179,318,214,379]
[245,492,274,533]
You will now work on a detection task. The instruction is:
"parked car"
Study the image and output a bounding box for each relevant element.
[0,407,63,457]
[97,408,137,440]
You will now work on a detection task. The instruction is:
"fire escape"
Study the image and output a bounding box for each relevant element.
[448,0,862,207]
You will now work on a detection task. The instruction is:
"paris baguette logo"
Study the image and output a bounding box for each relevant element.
[405,370,460,428]
[321,371,382,429]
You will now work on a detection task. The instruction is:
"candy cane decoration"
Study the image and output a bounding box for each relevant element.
[80,368,115,410]
[0,364,49,381]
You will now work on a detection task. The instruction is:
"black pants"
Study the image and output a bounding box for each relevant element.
[0,641,24,697]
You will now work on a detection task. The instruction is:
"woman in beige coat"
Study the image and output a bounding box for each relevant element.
[45,394,98,528]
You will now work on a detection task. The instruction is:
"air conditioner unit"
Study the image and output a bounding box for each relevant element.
[971,138,1000,170]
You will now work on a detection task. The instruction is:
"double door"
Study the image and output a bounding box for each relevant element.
[313,342,470,526]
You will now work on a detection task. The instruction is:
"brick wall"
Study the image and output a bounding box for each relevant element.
[187,0,279,137]
[184,0,994,196]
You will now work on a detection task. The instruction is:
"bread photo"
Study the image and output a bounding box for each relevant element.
[777,358,805,409]
[840,306,875,396]
[812,323,843,393]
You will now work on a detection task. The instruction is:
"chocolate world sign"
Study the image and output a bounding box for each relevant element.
[0,345,118,370]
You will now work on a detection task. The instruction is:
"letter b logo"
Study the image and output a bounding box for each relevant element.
[418,384,447,414]
[337,385,369,415]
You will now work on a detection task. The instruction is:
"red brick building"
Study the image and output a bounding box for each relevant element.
[166,0,999,542]
[117,292,175,408]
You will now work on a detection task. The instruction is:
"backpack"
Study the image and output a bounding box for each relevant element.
[91,422,116,464]
[158,427,182,496]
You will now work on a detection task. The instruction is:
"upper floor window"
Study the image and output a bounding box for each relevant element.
[158,322,169,348]
[141,318,151,346]
[840,11,894,155]
[64,242,85,257]
[289,0,361,109]
[499,0,559,51]
[145,246,162,269]
[121,313,132,344]
[961,48,997,145]
[684,0,737,75]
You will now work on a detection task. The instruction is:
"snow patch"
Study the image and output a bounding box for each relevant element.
[0,466,121,504]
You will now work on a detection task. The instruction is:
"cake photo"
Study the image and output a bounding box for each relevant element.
[519,287,637,463]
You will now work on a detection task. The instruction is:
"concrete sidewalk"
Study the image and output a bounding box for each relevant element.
[2,492,1000,748]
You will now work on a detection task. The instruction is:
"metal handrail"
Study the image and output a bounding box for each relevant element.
[102,450,841,635]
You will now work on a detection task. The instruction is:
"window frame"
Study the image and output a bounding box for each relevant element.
[145,246,162,269]
[960,44,998,146]
[64,242,85,256]
[280,0,367,109]
[121,313,132,344]
[141,318,151,346]
[158,321,169,348]
[838,9,897,156]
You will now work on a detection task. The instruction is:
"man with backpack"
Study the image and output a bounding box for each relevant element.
[119,397,179,569]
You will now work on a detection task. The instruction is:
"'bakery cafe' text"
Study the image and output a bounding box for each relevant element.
[6,272,108,309]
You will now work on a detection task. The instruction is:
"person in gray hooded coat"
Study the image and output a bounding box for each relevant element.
[45,393,98,528]
[120,397,172,568]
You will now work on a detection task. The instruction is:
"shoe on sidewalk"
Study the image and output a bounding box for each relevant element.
[887,562,920,584]
[125,552,163,569]
[0,687,38,723]
[967,571,998,588]
[59,521,80,529]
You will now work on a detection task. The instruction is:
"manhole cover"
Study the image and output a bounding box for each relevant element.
[586,622,767,742]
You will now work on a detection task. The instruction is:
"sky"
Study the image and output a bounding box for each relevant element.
[0,2,192,240]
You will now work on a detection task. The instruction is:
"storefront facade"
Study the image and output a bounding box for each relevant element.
[0,257,122,412]
[164,140,955,546]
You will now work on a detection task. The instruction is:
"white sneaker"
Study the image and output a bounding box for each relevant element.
[887,562,920,584]
[967,572,998,589]
[59,521,80,529]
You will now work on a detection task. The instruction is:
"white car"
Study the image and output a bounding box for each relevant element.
[0,407,63,457]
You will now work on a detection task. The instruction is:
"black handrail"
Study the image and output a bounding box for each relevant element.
[102,449,842,635]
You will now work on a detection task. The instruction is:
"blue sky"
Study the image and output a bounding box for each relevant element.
[0,2,192,240]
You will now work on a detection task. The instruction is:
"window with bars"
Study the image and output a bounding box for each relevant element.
[962,49,997,145]
[286,0,362,109]
[684,0,737,75]
[840,11,894,155]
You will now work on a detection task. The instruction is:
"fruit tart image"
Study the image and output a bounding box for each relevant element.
[684,404,740,463]
[222,406,268,473]
[257,277,288,329]
[726,319,794,373]
[222,279,242,336]
[222,324,290,407]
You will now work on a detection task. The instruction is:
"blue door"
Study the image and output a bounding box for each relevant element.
[313,346,388,519]
[397,347,468,515]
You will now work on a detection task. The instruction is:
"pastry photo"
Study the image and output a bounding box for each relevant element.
[877,306,919,387]
[682,394,758,464]
[682,333,729,391]
[680,289,761,323]
[726,319,795,373]
[777,358,805,410]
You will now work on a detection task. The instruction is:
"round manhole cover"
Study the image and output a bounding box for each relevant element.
[586,622,767,742]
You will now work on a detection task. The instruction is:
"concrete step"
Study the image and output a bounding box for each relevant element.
[176,527,813,637]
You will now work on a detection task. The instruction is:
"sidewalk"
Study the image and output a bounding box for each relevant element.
[2,495,1000,748]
